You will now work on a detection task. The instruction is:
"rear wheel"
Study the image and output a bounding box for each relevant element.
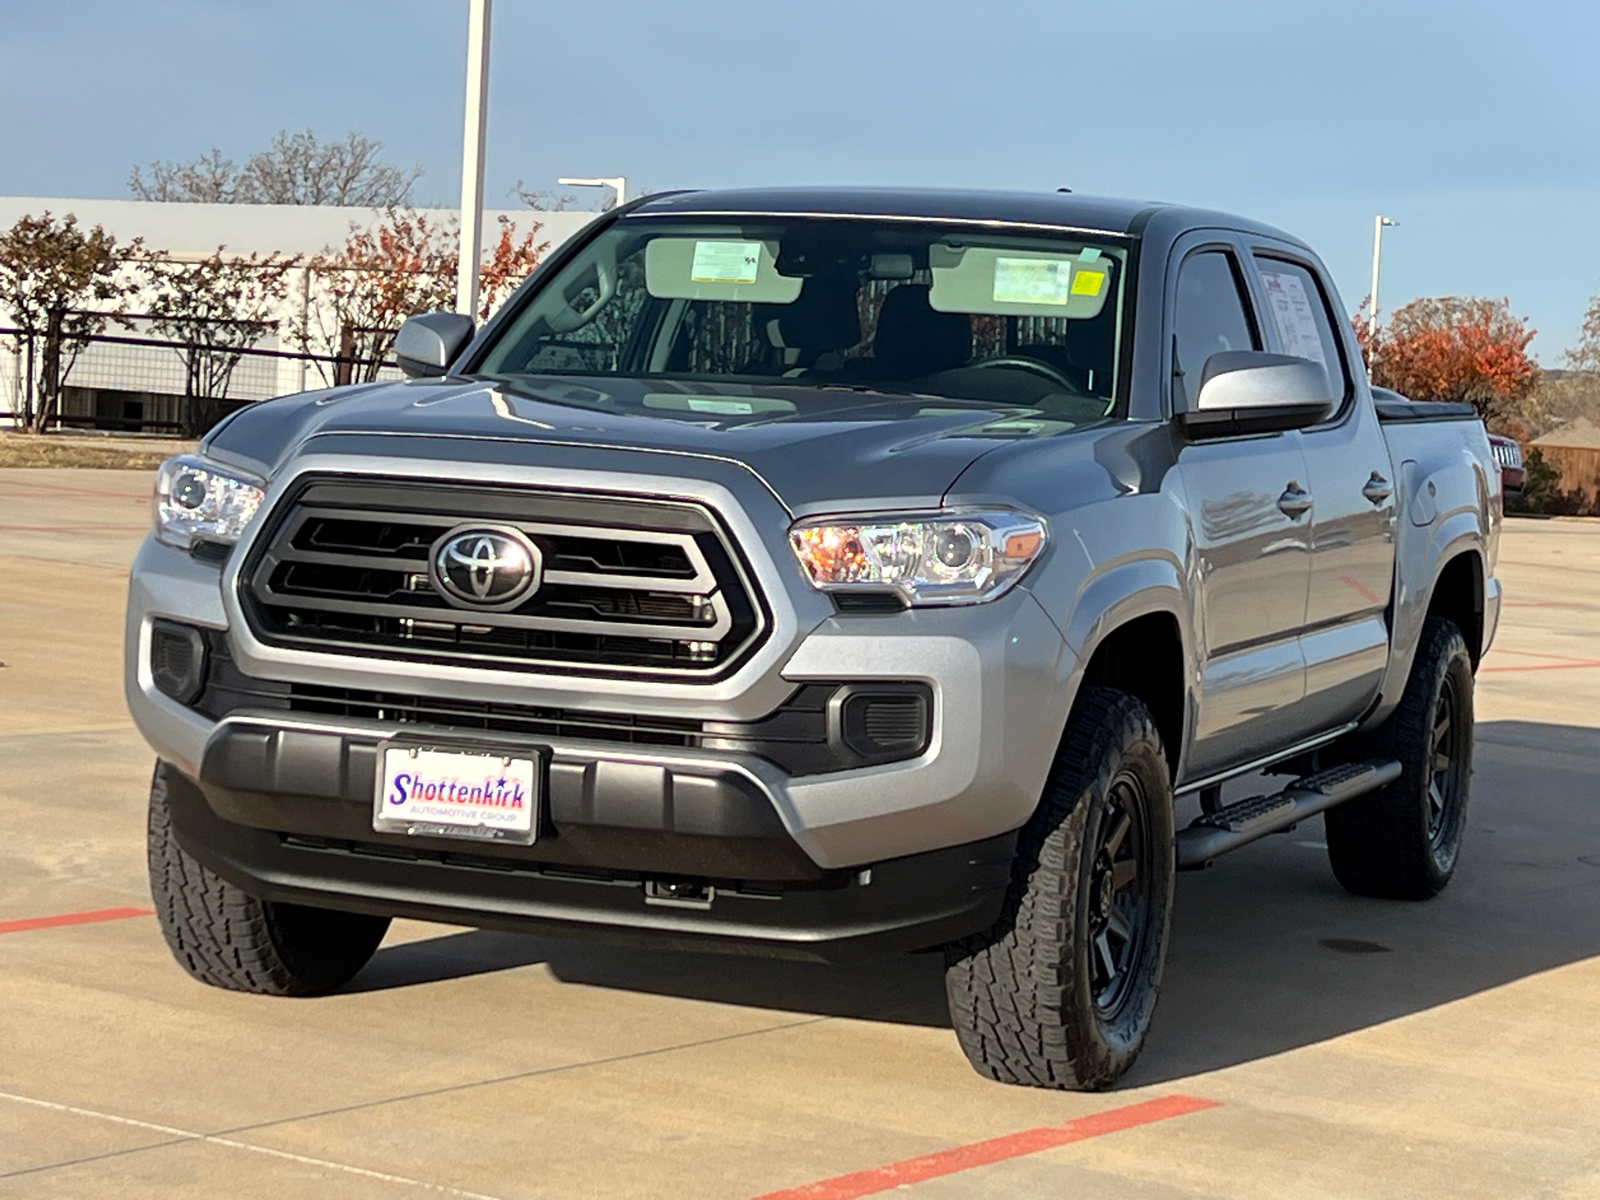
[148,762,390,995]
[944,688,1174,1090]
[1325,617,1474,900]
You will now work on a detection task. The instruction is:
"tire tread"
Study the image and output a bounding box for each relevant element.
[945,687,1173,1090]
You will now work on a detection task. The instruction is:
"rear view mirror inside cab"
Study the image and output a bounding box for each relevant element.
[644,238,802,303]
[928,244,1117,319]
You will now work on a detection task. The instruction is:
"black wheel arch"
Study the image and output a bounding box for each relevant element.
[1078,612,1185,778]
[1424,549,1485,667]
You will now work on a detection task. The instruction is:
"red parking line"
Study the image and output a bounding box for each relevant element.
[751,1093,1220,1200]
[1480,659,1600,674]
[0,906,154,936]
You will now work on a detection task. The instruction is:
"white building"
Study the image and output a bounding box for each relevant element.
[0,197,598,431]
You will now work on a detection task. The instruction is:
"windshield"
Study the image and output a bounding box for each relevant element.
[472,217,1133,423]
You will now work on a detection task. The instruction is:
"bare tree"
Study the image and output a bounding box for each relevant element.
[128,148,240,203]
[0,213,136,433]
[513,181,579,211]
[128,131,423,206]
[1565,290,1600,375]
[1520,289,1600,436]
[514,180,653,212]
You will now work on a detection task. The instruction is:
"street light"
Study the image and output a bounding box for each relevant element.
[455,0,492,318]
[558,176,628,208]
[1368,215,1400,377]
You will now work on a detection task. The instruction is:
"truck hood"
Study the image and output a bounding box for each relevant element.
[203,374,1091,513]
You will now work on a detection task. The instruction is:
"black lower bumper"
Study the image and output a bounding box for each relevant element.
[165,758,1017,963]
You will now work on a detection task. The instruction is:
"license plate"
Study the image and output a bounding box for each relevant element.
[374,744,539,844]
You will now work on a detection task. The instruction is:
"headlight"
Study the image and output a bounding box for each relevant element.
[153,455,266,551]
[789,509,1047,606]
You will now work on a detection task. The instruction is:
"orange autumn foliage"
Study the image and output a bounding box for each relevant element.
[1353,296,1539,423]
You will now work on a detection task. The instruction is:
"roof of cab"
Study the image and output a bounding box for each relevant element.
[628,186,1302,245]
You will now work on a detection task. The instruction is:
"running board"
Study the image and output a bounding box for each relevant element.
[1175,759,1403,870]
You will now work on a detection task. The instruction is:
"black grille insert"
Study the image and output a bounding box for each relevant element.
[240,478,765,678]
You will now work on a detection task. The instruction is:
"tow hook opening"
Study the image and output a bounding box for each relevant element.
[644,878,716,909]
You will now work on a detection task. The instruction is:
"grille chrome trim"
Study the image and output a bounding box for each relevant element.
[241,478,767,678]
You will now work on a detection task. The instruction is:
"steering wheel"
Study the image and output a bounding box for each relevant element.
[972,355,1081,392]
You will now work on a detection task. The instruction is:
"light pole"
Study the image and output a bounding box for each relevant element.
[558,176,628,209]
[455,0,492,319]
[1368,214,1400,378]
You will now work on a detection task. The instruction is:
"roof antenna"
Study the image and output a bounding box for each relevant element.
[1057,187,1072,193]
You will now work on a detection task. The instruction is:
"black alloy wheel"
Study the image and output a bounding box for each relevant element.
[1325,616,1476,900]
[1088,774,1154,1019]
[1425,668,1468,871]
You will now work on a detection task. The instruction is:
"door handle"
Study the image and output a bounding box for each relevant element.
[1277,483,1313,519]
[1362,472,1393,505]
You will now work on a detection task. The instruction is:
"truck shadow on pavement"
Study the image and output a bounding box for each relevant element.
[351,720,1600,1082]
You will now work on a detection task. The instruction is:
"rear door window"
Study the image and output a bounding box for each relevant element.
[1252,256,1351,411]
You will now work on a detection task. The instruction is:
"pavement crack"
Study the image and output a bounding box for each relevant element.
[212,1012,835,1138]
[0,1089,503,1198]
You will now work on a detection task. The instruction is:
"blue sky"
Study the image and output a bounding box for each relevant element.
[2,0,1597,361]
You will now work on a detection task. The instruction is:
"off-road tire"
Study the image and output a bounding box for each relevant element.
[944,688,1175,1090]
[148,762,390,995]
[1325,617,1474,900]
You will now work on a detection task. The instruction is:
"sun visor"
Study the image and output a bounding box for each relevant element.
[644,238,803,303]
[929,244,1114,319]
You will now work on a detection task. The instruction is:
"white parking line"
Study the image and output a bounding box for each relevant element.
[0,1089,504,1199]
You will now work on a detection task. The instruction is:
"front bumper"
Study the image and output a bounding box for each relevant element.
[130,542,1072,874]
[126,450,1078,950]
[160,762,1016,962]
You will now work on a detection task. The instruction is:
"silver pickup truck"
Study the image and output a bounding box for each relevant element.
[127,188,1501,1090]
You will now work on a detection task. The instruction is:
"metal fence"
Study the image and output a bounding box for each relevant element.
[2,318,403,436]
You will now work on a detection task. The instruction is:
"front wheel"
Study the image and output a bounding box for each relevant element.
[944,688,1175,1090]
[148,762,391,996]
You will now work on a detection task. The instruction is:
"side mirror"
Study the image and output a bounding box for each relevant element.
[395,312,475,378]
[1176,351,1334,438]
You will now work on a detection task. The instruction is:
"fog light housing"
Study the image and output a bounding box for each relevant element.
[831,685,932,764]
[150,620,208,705]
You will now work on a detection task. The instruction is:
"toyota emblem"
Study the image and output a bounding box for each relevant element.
[429,526,542,611]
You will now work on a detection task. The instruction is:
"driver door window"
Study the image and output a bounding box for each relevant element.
[1172,251,1260,412]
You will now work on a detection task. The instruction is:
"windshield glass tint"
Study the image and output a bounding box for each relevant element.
[473,218,1132,422]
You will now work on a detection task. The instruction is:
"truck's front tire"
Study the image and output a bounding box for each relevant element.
[147,762,390,996]
[1325,617,1474,900]
[944,688,1174,1090]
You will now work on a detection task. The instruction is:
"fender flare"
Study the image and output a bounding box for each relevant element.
[1053,553,1197,772]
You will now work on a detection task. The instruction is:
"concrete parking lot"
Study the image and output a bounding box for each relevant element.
[3,466,1599,1199]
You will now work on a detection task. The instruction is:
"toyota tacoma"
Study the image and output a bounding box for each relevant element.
[128,188,1502,1090]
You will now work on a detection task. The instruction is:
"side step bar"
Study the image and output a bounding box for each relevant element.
[1175,759,1402,870]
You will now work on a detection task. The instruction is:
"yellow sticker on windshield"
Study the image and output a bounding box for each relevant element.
[1071,269,1106,296]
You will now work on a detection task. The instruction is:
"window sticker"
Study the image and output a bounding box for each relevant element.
[1078,247,1103,262]
[1259,270,1328,368]
[993,257,1073,306]
[1071,269,1106,297]
[691,241,761,285]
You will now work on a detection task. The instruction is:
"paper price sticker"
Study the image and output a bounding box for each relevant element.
[993,257,1073,306]
[1259,270,1328,368]
[691,241,761,285]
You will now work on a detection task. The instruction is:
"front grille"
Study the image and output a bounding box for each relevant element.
[1491,441,1523,470]
[287,683,704,748]
[241,478,766,678]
